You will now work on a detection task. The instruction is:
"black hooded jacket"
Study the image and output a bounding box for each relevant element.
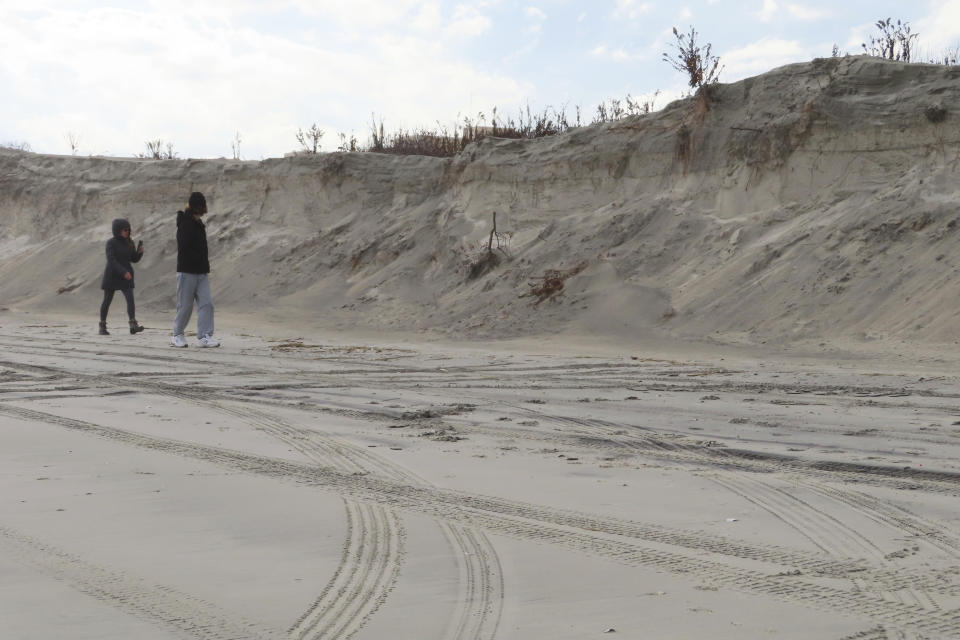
[176,210,210,274]
[100,218,141,291]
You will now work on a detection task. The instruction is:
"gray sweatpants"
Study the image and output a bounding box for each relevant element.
[172,272,214,338]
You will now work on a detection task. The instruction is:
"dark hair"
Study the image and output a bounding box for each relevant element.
[188,191,207,213]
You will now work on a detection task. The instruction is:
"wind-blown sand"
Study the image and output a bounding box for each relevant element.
[2,55,960,639]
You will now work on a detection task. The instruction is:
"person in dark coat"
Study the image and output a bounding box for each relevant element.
[99,218,145,335]
[171,191,219,348]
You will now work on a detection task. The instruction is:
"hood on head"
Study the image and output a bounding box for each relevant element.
[188,191,207,214]
[111,218,131,239]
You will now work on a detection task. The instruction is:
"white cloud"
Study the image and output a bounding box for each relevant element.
[756,1,826,23]
[614,0,654,21]
[785,3,827,20]
[525,6,547,33]
[526,6,546,20]
[842,20,874,54]
[915,0,960,54]
[757,0,777,22]
[444,5,493,39]
[722,37,809,81]
[411,2,445,31]
[284,0,427,29]
[589,43,643,62]
[0,3,523,158]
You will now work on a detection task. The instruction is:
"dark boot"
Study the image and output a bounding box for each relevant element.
[129,319,145,334]
[98,322,109,335]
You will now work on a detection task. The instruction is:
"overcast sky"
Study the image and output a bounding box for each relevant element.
[2,1,959,160]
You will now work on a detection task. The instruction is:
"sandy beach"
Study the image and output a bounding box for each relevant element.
[3,54,960,638]
[2,311,959,639]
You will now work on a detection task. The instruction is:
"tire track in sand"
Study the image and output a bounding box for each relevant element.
[0,347,504,640]
[3,404,960,637]
[0,525,281,640]
[5,352,504,640]
[0,352,406,640]
[100,379,406,640]
[708,473,942,623]
[140,384,505,640]
[460,409,960,603]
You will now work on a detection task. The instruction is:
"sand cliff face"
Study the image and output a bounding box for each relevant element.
[2,55,959,344]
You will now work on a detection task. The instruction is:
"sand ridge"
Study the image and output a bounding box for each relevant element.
[1,56,959,347]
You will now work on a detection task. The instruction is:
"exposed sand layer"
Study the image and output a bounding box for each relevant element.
[1,312,960,639]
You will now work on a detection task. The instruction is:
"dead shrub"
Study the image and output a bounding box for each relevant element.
[662,26,723,89]
[296,124,324,153]
[466,211,511,280]
[467,250,501,280]
[368,105,574,158]
[137,139,177,159]
[522,262,588,304]
[862,18,917,62]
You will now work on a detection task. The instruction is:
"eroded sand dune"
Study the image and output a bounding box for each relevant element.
[2,55,959,346]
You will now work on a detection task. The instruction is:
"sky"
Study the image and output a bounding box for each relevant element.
[2,1,959,160]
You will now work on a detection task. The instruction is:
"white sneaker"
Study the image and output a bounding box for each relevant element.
[197,335,220,348]
[171,334,188,348]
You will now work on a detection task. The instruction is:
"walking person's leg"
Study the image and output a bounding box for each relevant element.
[121,289,135,319]
[99,290,114,335]
[172,273,199,346]
[195,274,219,347]
[196,275,214,339]
[100,290,114,322]
[122,289,144,334]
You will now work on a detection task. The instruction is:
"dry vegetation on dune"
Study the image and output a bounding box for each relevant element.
[317,17,956,160]
[4,18,956,162]
[361,96,660,158]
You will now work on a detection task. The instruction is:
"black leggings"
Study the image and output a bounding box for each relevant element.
[100,289,135,322]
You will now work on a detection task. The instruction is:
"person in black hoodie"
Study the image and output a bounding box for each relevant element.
[171,191,219,348]
[99,218,145,335]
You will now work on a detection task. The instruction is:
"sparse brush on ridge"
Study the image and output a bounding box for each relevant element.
[0,140,32,152]
[295,124,324,153]
[927,47,960,65]
[65,131,80,155]
[337,132,359,152]
[593,92,660,123]
[662,26,723,89]
[858,19,959,66]
[366,104,573,158]
[357,94,659,159]
[862,18,918,62]
[231,131,242,160]
[137,139,177,159]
